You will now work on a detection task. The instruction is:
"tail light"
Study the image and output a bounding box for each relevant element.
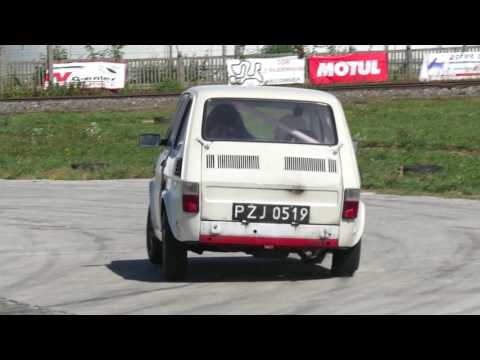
[182,181,199,213]
[342,189,360,219]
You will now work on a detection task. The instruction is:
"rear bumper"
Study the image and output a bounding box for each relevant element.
[199,221,339,249]
[200,235,338,248]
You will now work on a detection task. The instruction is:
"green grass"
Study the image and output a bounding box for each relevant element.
[344,97,480,198]
[1,96,480,198]
[0,105,176,179]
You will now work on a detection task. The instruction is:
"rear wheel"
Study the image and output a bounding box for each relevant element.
[146,209,163,265]
[331,240,361,277]
[162,211,187,281]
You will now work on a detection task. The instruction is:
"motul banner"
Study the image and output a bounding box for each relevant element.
[308,52,388,85]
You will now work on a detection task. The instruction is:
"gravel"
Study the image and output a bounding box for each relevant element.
[1,86,480,114]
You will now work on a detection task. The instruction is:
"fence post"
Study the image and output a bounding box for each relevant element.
[405,45,412,80]
[177,54,185,86]
[0,46,4,96]
[47,45,54,88]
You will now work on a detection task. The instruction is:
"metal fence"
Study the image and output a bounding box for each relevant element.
[2,46,480,96]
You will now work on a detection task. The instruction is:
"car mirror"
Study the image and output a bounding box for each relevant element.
[139,133,164,147]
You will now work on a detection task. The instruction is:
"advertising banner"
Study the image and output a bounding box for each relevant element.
[45,61,127,89]
[419,52,480,81]
[308,52,388,85]
[227,56,305,86]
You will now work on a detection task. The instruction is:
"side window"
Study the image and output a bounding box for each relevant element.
[174,98,193,150]
[167,94,189,148]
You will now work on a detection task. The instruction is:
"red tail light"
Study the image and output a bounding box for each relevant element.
[182,182,199,213]
[342,189,360,219]
[183,194,199,213]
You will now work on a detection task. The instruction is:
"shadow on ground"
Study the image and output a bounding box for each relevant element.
[106,256,332,283]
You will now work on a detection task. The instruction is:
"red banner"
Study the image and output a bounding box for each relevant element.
[308,52,388,85]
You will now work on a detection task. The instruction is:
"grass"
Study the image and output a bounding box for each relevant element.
[0,96,479,198]
[344,97,480,198]
[0,103,176,179]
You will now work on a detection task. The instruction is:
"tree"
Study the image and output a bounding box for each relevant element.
[261,45,306,58]
[308,45,357,55]
[40,45,69,61]
[109,45,125,60]
[85,45,126,60]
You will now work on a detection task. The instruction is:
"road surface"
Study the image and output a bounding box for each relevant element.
[1,180,479,315]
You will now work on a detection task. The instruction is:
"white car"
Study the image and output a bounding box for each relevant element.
[140,85,365,281]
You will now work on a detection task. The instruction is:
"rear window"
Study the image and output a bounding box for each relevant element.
[202,98,337,145]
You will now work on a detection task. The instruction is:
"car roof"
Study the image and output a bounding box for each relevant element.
[186,85,339,104]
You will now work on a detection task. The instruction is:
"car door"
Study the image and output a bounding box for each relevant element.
[152,94,190,233]
[160,93,193,231]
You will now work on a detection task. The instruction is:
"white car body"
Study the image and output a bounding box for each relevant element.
[147,85,365,279]
[147,85,365,271]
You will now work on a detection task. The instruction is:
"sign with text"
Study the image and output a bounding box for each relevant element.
[308,52,388,85]
[419,52,480,81]
[45,61,127,89]
[227,56,305,86]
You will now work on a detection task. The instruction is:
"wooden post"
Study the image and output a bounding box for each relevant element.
[166,45,173,82]
[0,46,4,96]
[47,45,54,88]
[177,53,185,86]
[405,45,412,80]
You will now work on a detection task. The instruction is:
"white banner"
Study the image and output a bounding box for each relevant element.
[46,61,127,89]
[419,52,480,82]
[227,56,305,86]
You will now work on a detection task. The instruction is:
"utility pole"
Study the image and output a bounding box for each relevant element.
[47,45,54,88]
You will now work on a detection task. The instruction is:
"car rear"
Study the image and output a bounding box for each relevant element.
[197,96,350,251]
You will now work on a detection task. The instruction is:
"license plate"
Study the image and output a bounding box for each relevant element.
[232,203,310,224]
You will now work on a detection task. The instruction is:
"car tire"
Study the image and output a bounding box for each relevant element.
[162,211,187,281]
[331,239,361,277]
[146,209,163,265]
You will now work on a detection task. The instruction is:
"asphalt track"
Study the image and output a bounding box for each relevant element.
[1,180,480,315]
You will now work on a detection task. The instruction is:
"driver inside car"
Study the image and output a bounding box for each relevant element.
[205,103,254,140]
[274,104,318,142]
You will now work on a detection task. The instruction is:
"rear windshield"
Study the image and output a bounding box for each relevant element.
[202,98,338,145]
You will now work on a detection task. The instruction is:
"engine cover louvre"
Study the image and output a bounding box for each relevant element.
[206,154,260,169]
[285,156,330,172]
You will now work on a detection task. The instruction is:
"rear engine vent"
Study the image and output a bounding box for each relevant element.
[217,155,260,169]
[206,154,215,168]
[328,159,337,173]
[285,157,326,172]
